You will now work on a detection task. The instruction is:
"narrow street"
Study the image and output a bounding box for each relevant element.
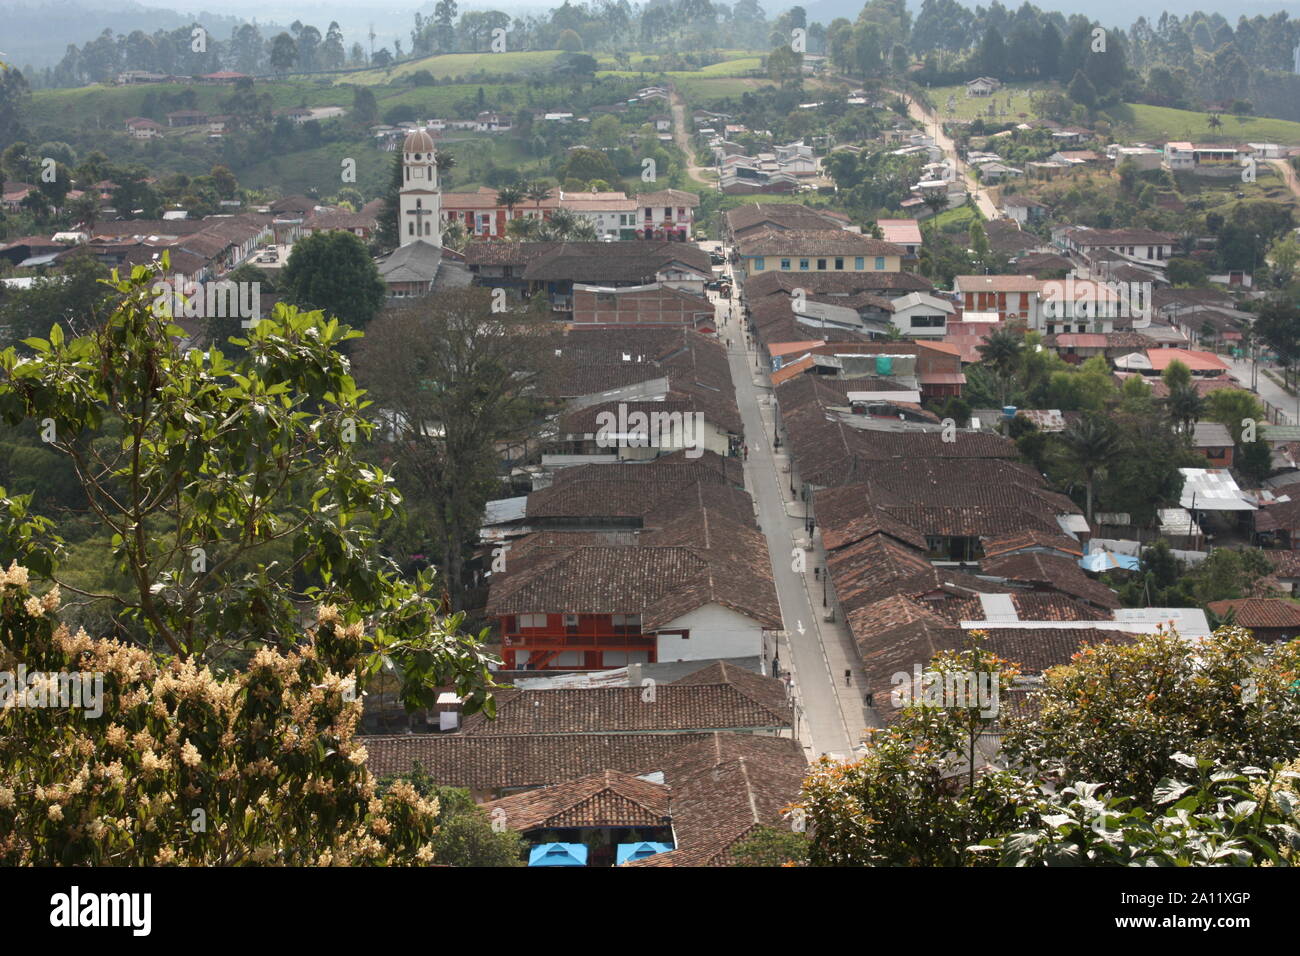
[702,244,872,761]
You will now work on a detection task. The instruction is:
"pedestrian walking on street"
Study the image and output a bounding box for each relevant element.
[743,443,749,460]
[845,669,852,686]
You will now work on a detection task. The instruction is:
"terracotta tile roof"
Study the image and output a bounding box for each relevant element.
[523,476,753,524]
[953,274,1044,294]
[981,551,1120,609]
[461,668,791,736]
[736,228,906,258]
[624,734,807,867]
[488,506,781,629]
[937,591,1110,623]
[524,241,711,282]
[1063,227,1177,246]
[304,199,383,232]
[636,188,700,207]
[976,627,1137,672]
[463,240,561,266]
[861,624,1136,723]
[480,770,670,831]
[981,529,1084,559]
[742,269,932,299]
[361,732,713,789]
[550,449,743,488]
[726,203,848,236]
[847,594,955,659]
[815,485,927,551]
[1263,550,1300,578]
[1206,598,1300,629]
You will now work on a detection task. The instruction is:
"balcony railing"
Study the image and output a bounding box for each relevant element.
[505,633,655,649]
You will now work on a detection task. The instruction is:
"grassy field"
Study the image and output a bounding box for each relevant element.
[928,202,981,234]
[236,141,393,196]
[926,83,1042,123]
[28,81,348,129]
[341,51,571,86]
[1110,103,1300,145]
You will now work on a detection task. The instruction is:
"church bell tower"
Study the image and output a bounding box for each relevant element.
[399,128,441,248]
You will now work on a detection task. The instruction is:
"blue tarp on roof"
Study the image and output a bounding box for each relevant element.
[528,842,588,867]
[616,842,674,865]
[1080,550,1140,572]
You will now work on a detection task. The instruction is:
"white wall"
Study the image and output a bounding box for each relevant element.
[656,602,764,662]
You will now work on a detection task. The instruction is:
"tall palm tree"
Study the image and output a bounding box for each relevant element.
[1058,414,1121,522]
[495,184,525,229]
[433,149,456,186]
[524,180,551,223]
[923,192,949,217]
[976,326,1025,406]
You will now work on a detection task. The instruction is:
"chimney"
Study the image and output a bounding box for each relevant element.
[436,692,463,732]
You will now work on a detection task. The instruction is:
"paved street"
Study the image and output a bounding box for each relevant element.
[707,256,873,761]
[1224,354,1298,424]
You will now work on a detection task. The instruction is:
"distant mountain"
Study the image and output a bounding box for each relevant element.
[796,0,1300,29]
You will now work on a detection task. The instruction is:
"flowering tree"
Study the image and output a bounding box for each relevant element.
[0,565,440,865]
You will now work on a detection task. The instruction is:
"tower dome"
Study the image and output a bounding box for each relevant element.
[403,128,436,158]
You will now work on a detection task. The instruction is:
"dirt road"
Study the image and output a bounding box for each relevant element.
[670,88,717,187]
[888,89,1001,220]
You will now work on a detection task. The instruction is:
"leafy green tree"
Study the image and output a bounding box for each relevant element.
[980,761,1300,866]
[281,230,386,330]
[1001,628,1300,805]
[0,261,497,714]
[354,288,551,611]
[1066,69,1097,109]
[730,826,811,867]
[1203,389,1265,444]
[1255,300,1300,390]
[379,764,525,866]
[0,250,112,347]
[269,33,298,74]
[1239,440,1273,482]
[352,86,379,125]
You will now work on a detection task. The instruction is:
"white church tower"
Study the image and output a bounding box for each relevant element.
[399,128,441,248]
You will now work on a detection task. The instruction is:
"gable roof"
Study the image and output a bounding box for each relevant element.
[624,734,807,867]
[981,551,1120,609]
[480,770,670,832]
